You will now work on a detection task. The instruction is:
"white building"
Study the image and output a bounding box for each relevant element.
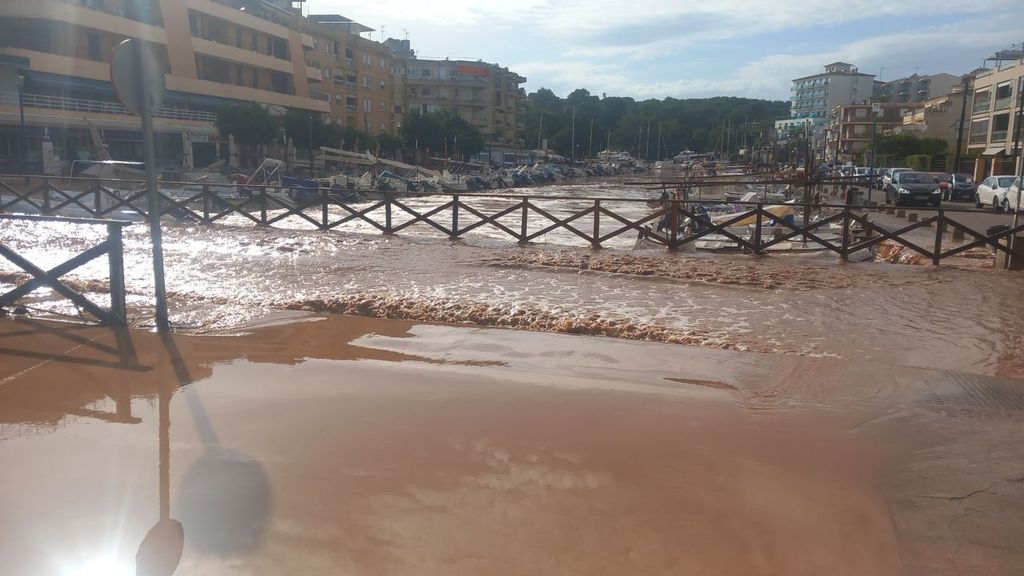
[775,62,876,156]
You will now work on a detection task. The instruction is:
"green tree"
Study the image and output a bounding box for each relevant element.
[282,109,344,151]
[401,109,485,160]
[215,102,278,167]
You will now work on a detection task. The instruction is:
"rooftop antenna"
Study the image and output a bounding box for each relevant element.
[380,25,385,42]
[403,28,409,41]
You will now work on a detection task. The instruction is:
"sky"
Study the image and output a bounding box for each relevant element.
[303,0,1023,101]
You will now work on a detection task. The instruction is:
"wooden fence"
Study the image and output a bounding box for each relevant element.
[0,213,130,325]
[1,176,1023,266]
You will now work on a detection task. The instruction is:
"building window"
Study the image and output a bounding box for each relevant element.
[421,87,431,95]
[995,81,1013,110]
[380,102,386,112]
[973,89,991,114]
[422,68,432,77]
[380,57,386,68]
[364,98,372,113]
[86,32,101,60]
[992,113,1010,142]
[969,118,989,145]
[363,54,371,66]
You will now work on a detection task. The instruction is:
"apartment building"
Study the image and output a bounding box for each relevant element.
[825,102,922,163]
[887,90,966,151]
[965,59,1023,178]
[302,15,397,137]
[0,0,328,171]
[875,73,961,104]
[775,62,876,153]
[388,40,526,149]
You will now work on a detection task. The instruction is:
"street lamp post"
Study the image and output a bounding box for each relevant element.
[868,102,880,206]
[16,73,26,168]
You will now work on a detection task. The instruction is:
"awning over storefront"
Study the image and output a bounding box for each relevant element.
[982,147,1006,156]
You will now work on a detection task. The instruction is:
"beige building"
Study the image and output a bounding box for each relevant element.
[302,15,399,139]
[0,0,328,170]
[388,40,526,149]
[888,90,966,151]
[875,73,961,105]
[826,102,922,164]
[965,59,1023,179]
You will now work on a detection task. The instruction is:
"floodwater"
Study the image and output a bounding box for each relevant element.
[1,182,1022,378]
[2,180,1024,574]
[2,316,1022,575]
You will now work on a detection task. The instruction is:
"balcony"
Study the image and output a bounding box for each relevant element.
[969,131,988,145]
[972,99,991,114]
[994,96,1013,111]
[0,91,217,122]
[991,130,1008,142]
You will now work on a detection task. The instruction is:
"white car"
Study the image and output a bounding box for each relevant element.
[1006,177,1022,212]
[975,175,1019,211]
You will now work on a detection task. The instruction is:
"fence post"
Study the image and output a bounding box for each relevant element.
[42,178,51,214]
[840,205,851,261]
[592,199,601,248]
[520,198,529,243]
[669,200,678,250]
[321,187,329,230]
[202,184,210,223]
[384,191,393,235]
[933,209,943,266]
[260,187,268,226]
[753,204,763,255]
[106,223,127,325]
[451,194,460,239]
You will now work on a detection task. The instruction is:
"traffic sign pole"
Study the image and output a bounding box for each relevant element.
[113,38,169,331]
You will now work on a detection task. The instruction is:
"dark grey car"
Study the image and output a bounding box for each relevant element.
[886,171,943,207]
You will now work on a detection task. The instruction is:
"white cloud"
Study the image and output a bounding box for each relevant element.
[305,0,1022,100]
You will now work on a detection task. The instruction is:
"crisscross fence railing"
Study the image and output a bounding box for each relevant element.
[1,175,1022,266]
[0,214,130,325]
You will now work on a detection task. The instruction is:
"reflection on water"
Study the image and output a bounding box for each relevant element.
[1,182,1022,378]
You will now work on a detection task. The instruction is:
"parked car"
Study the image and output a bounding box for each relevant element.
[1006,177,1022,212]
[886,171,943,206]
[943,173,976,202]
[883,167,912,194]
[975,175,1019,211]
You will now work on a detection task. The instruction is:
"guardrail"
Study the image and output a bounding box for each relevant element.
[1,175,1022,267]
[0,92,218,123]
[0,213,130,325]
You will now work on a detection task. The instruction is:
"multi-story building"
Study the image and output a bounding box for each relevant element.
[775,62,876,154]
[875,73,961,105]
[301,14,398,138]
[0,0,329,171]
[826,102,922,163]
[886,90,966,151]
[965,58,1023,179]
[388,40,526,149]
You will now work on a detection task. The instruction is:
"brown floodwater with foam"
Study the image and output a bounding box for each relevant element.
[1,181,1021,378]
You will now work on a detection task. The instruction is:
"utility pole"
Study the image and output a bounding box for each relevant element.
[1010,74,1024,269]
[308,114,314,171]
[953,74,970,173]
[868,103,880,206]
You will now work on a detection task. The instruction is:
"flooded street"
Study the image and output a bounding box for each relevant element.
[1,182,1022,378]
[1,180,1023,574]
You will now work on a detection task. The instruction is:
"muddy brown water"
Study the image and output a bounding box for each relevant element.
[2,316,1022,575]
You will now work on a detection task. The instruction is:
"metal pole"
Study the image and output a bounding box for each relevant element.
[17,74,26,169]
[570,106,575,162]
[308,114,314,171]
[953,75,970,173]
[588,119,594,159]
[135,43,169,332]
[868,105,878,206]
[1010,82,1024,269]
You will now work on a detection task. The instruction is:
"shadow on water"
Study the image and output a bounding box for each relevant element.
[0,318,273,575]
[155,330,273,567]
